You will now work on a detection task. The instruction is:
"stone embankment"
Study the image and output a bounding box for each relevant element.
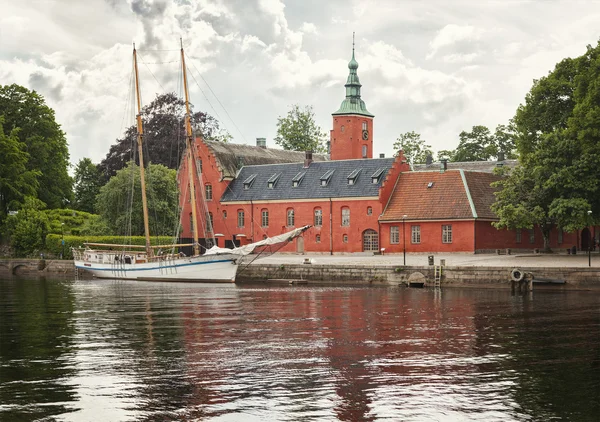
[0,259,75,277]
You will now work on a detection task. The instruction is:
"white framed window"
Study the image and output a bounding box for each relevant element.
[362,121,367,131]
[207,212,213,232]
[362,145,367,158]
[261,209,269,227]
[367,207,372,216]
[287,208,295,227]
[341,125,345,132]
[390,226,399,244]
[316,234,321,243]
[442,225,452,244]
[237,210,244,228]
[343,234,348,243]
[314,208,322,227]
[223,210,227,219]
[411,225,421,244]
[341,207,350,227]
[516,229,522,243]
[205,184,212,200]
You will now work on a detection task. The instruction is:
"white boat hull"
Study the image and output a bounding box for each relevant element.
[75,254,239,282]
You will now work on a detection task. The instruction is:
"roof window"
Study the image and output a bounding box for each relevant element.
[371,167,385,184]
[267,173,281,189]
[243,174,257,190]
[347,168,362,185]
[427,182,434,188]
[292,171,306,188]
[320,169,335,187]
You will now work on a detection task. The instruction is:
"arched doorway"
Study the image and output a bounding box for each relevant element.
[362,229,378,252]
[581,227,592,250]
[296,236,305,254]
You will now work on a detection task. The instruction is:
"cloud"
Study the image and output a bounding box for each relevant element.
[427,24,484,59]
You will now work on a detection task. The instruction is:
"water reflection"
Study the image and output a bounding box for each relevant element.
[0,278,598,421]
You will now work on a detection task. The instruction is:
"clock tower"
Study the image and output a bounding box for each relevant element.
[330,37,374,161]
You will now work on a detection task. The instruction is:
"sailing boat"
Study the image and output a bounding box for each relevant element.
[73,43,310,282]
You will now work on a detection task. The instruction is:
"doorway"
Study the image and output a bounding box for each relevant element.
[362,229,379,252]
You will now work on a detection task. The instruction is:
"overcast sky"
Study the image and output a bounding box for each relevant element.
[2,0,600,167]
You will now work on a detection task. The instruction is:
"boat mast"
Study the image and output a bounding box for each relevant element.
[181,39,200,256]
[133,44,153,258]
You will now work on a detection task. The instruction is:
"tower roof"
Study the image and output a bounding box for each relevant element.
[333,36,373,118]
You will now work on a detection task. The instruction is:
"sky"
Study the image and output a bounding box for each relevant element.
[2,0,600,167]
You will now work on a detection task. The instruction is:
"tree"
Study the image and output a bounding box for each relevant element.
[98,93,229,181]
[3,197,50,257]
[73,158,101,214]
[0,118,40,226]
[0,84,72,209]
[95,162,179,236]
[453,125,496,162]
[274,104,326,153]
[392,131,433,164]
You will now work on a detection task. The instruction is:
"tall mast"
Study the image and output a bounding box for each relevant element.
[133,44,153,258]
[181,39,200,256]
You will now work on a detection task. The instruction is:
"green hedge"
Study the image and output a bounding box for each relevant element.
[45,234,176,260]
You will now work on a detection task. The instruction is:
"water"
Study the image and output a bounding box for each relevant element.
[0,278,598,422]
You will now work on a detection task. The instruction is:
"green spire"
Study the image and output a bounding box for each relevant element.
[333,33,374,117]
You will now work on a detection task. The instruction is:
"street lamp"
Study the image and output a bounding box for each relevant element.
[61,223,65,260]
[588,210,592,267]
[402,214,407,266]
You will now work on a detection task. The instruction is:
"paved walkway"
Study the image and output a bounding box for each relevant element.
[253,251,599,268]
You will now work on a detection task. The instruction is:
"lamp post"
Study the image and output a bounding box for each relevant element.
[61,223,65,260]
[402,214,407,266]
[588,210,592,267]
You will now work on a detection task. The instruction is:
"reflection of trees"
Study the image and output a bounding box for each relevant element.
[471,291,600,421]
[0,277,77,420]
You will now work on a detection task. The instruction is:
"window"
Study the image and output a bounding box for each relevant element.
[237,210,245,228]
[205,184,212,200]
[341,125,345,132]
[314,208,322,227]
[243,174,256,190]
[223,210,227,219]
[316,234,321,243]
[343,234,348,243]
[362,145,367,158]
[411,225,421,244]
[442,225,453,243]
[287,208,295,227]
[292,171,306,188]
[267,173,280,189]
[558,229,563,244]
[207,212,213,232]
[367,207,372,216]
[341,207,350,227]
[189,213,194,233]
[261,209,269,227]
[516,229,522,244]
[347,168,361,185]
[197,159,202,173]
[529,229,535,244]
[390,226,399,244]
[320,169,335,186]
[362,121,367,131]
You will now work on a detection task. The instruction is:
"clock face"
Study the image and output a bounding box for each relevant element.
[362,130,369,140]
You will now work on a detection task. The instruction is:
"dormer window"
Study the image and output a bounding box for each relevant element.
[347,168,361,185]
[371,167,385,184]
[320,169,335,187]
[267,173,281,189]
[292,171,306,188]
[427,182,434,188]
[243,174,256,190]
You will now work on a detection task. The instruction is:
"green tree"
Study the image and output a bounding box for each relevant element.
[95,162,179,236]
[98,93,228,181]
[453,125,496,162]
[392,131,433,164]
[4,197,50,257]
[274,104,326,153]
[0,84,72,208]
[73,158,101,213]
[0,118,40,226]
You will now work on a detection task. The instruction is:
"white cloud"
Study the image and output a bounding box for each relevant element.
[428,24,484,59]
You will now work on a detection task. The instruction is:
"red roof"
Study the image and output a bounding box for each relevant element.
[381,170,500,221]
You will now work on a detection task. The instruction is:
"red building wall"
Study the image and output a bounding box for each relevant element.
[330,115,373,160]
[380,220,476,253]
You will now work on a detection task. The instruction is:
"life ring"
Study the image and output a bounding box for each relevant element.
[511,268,524,282]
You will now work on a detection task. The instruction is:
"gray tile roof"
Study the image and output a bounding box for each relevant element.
[413,159,518,173]
[220,158,394,202]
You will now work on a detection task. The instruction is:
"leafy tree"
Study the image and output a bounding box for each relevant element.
[0,84,72,208]
[0,118,40,226]
[73,158,101,213]
[453,125,496,162]
[392,131,433,164]
[4,197,50,257]
[98,93,229,181]
[274,104,326,153]
[95,162,179,236]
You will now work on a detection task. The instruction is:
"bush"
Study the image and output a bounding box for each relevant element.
[45,235,175,259]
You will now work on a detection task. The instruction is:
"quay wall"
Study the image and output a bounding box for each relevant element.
[239,263,600,290]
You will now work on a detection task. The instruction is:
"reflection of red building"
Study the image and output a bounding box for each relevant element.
[178,46,589,254]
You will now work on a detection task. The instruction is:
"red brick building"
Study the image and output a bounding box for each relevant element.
[178,45,592,255]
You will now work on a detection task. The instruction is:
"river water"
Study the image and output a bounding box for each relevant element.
[0,278,598,422]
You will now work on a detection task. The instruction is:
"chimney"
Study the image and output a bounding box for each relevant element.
[426,154,433,165]
[440,159,448,172]
[379,153,385,158]
[304,151,313,168]
[256,138,266,148]
[497,151,505,162]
